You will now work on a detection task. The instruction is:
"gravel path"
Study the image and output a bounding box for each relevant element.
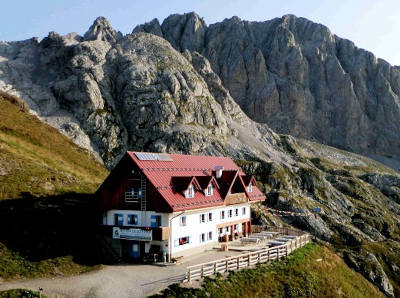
[0,249,243,298]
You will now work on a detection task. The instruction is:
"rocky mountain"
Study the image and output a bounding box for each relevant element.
[134,13,400,170]
[0,15,400,296]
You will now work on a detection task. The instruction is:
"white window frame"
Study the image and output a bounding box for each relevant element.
[206,184,213,196]
[180,215,187,226]
[200,233,206,243]
[242,207,246,215]
[228,209,233,218]
[235,208,239,216]
[208,231,213,241]
[220,210,225,220]
[208,212,213,222]
[200,213,206,223]
[186,184,194,198]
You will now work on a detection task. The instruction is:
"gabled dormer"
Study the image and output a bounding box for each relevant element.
[171,176,201,198]
[241,175,257,193]
[196,176,220,196]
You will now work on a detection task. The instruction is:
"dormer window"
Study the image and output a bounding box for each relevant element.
[186,184,194,198]
[206,184,213,196]
[247,183,253,193]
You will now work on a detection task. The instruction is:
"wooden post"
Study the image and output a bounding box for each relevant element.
[226,260,228,272]
[214,262,217,274]
[188,268,191,282]
[267,248,270,261]
[258,252,261,264]
[237,257,240,269]
[201,265,204,278]
[286,245,288,257]
[277,247,280,259]
[248,254,251,266]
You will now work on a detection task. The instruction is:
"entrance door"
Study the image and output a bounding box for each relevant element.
[129,242,140,259]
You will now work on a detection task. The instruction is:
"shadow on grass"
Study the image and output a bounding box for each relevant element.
[0,193,102,266]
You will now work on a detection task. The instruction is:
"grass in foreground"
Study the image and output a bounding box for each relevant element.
[0,95,108,200]
[0,243,101,279]
[0,289,48,298]
[154,243,383,298]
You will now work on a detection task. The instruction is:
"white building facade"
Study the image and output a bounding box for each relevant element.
[97,152,265,262]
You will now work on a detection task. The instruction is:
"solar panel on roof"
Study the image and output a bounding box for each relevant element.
[135,152,173,161]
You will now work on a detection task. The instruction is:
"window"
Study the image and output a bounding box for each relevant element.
[242,207,246,215]
[234,224,239,232]
[200,233,206,242]
[186,185,194,198]
[208,212,213,222]
[114,213,123,226]
[200,213,206,223]
[206,184,213,196]
[235,208,239,216]
[220,210,225,220]
[151,215,162,227]
[175,236,190,246]
[208,231,213,241]
[247,183,253,193]
[127,214,138,225]
[180,216,187,226]
[228,209,233,218]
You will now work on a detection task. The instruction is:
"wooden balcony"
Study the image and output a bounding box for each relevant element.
[225,192,247,205]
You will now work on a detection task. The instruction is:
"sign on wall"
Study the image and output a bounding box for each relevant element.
[112,227,152,241]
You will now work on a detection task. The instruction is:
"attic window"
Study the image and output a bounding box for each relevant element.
[247,183,253,193]
[186,185,194,198]
[206,184,213,196]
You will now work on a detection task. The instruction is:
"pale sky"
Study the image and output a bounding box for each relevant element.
[1,0,400,65]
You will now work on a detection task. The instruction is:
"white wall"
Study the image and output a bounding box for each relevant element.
[169,204,250,255]
[103,204,251,257]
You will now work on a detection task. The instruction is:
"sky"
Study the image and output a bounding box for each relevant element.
[1,0,400,65]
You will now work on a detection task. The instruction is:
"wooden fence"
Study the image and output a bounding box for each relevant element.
[184,229,311,282]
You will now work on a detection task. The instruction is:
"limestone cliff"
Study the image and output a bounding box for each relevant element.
[135,13,400,170]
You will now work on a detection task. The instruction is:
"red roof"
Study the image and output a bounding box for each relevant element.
[127,152,266,211]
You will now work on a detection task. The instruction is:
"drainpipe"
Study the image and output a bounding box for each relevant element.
[168,211,185,263]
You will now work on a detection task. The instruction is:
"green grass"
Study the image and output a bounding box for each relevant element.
[0,243,101,279]
[154,244,383,298]
[0,289,48,298]
[0,96,108,200]
[0,93,108,279]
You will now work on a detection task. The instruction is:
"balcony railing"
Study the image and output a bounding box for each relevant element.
[125,192,139,202]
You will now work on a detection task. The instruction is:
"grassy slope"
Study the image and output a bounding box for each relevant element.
[0,96,108,200]
[155,243,383,298]
[0,94,108,278]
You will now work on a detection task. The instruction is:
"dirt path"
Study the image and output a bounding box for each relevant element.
[0,249,243,298]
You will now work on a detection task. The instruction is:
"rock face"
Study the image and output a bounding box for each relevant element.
[134,13,400,168]
[1,15,400,296]
[0,19,285,168]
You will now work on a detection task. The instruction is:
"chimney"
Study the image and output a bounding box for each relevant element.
[215,166,223,178]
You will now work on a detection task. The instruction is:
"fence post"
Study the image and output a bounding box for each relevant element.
[226,260,228,272]
[214,262,217,274]
[277,247,280,259]
[248,254,251,267]
[188,268,191,282]
[286,245,288,257]
[258,252,261,264]
[268,248,270,261]
[201,265,204,278]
